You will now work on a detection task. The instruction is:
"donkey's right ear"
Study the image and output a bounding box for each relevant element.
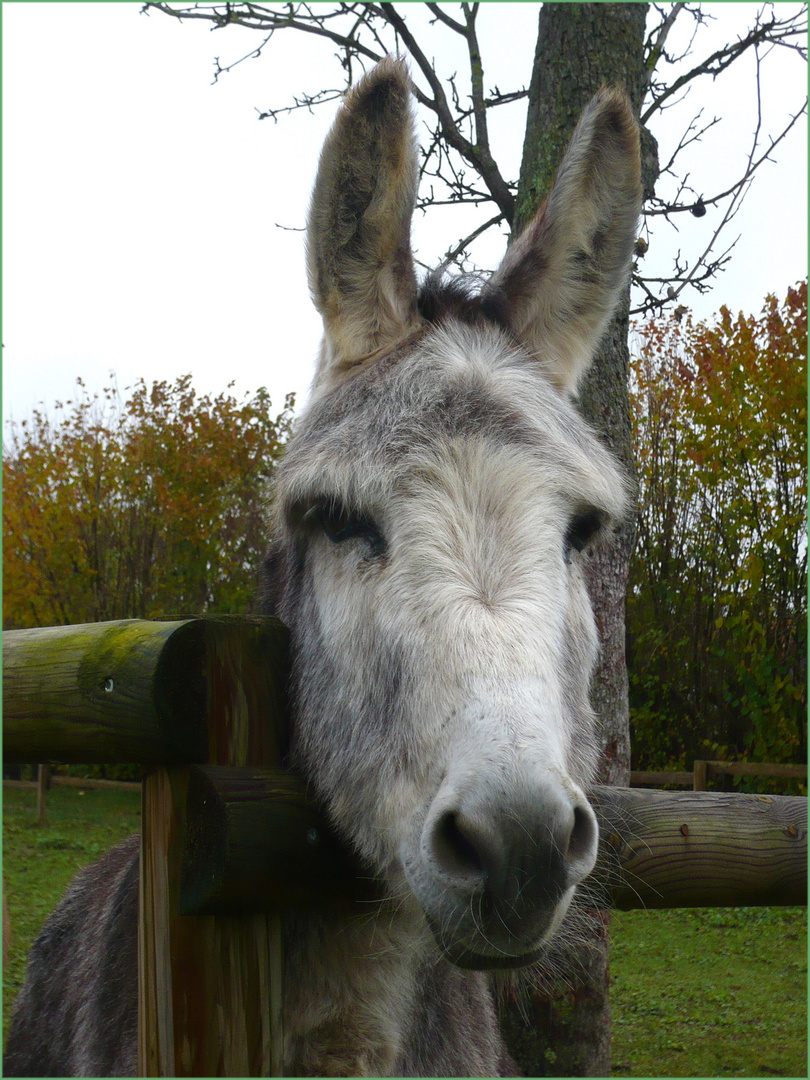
[306,58,422,393]
[488,87,642,396]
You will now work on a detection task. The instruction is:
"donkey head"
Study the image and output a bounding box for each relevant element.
[267,59,641,969]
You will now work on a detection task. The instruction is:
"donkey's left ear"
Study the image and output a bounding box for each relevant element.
[489,87,642,395]
[306,58,422,392]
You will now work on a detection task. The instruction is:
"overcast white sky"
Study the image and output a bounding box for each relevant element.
[3,3,807,435]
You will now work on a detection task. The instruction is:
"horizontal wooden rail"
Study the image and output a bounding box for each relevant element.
[175,767,807,913]
[631,762,807,790]
[630,770,693,787]
[3,775,142,792]
[694,760,807,790]
[179,766,363,915]
[2,617,289,765]
[590,786,806,909]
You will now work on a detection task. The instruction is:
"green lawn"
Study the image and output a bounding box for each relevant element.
[3,783,807,1076]
[610,906,807,1078]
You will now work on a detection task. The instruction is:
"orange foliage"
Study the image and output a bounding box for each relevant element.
[627,283,807,775]
[3,376,293,628]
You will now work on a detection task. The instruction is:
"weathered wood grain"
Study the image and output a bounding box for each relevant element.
[2,616,289,765]
[591,786,807,908]
[139,767,285,1077]
[174,773,807,913]
[179,765,363,915]
[4,620,199,763]
[135,617,289,1077]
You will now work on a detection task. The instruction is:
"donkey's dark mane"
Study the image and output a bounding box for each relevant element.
[417,271,512,332]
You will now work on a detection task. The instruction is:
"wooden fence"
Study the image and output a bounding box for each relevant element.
[4,617,807,1076]
[25,759,805,827]
[631,761,807,791]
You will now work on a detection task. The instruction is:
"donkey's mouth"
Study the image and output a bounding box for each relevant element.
[425,913,549,972]
[441,943,544,971]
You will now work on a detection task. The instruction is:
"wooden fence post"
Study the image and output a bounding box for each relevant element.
[3,616,289,1076]
[137,617,289,1078]
[139,770,285,1076]
[36,764,49,823]
[693,759,709,791]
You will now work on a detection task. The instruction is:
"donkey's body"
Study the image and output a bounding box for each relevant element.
[5,60,641,1077]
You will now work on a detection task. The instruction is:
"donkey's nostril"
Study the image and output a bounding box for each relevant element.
[432,810,487,883]
[566,802,598,870]
[424,785,599,912]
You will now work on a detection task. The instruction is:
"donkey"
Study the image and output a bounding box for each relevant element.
[4,58,641,1077]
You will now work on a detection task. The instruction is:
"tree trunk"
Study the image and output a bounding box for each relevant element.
[503,5,651,1076]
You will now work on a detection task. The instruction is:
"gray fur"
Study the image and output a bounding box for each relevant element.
[4,836,139,1077]
[4,59,641,1077]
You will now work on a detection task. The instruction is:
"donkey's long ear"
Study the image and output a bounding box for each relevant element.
[307,58,422,392]
[489,87,642,395]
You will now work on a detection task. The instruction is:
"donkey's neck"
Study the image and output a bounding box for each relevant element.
[282,900,428,1077]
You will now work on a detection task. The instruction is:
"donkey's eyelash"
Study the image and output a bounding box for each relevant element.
[564,508,605,556]
[302,500,387,556]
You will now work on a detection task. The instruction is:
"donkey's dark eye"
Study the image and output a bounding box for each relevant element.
[565,509,604,557]
[305,501,386,556]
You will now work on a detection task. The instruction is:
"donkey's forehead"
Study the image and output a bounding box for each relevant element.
[279,322,628,518]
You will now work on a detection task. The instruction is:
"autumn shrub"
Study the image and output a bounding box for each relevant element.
[3,375,294,628]
[627,283,807,780]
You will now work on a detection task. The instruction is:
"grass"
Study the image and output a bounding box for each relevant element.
[3,783,808,1076]
[610,906,807,1078]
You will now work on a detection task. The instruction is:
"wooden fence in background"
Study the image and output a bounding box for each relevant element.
[631,761,807,790]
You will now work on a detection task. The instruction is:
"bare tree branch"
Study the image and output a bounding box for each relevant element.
[255,87,344,122]
[646,96,807,219]
[143,0,519,224]
[424,3,466,36]
[642,1,687,94]
[641,5,807,123]
[655,109,722,178]
[413,211,505,276]
[144,2,385,68]
[375,2,515,221]
[143,1,806,307]
[645,3,710,73]
[633,33,807,318]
